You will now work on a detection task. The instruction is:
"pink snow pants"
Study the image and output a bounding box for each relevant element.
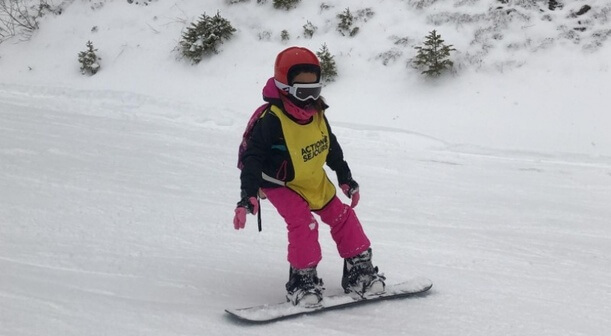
[262,187,371,269]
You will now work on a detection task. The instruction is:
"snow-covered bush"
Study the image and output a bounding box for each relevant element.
[335,7,374,37]
[303,21,317,39]
[179,12,236,64]
[413,30,456,77]
[78,40,101,76]
[407,0,441,10]
[337,8,359,37]
[280,29,290,42]
[377,48,403,66]
[126,0,157,5]
[316,43,338,84]
[273,0,300,11]
[356,8,375,22]
[392,35,412,46]
[547,0,563,11]
[258,30,272,41]
[584,28,611,51]
[320,3,332,12]
[88,1,107,10]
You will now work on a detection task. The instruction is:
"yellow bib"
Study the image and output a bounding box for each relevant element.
[271,105,336,210]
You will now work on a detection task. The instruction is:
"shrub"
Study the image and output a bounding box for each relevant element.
[413,30,456,76]
[258,30,272,41]
[303,21,317,39]
[126,0,157,5]
[78,41,101,75]
[88,1,107,10]
[337,8,359,37]
[273,0,300,10]
[407,0,440,10]
[179,11,236,64]
[392,35,412,46]
[316,43,338,84]
[320,3,332,12]
[356,8,375,22]
[280,29,290,41]
[548,0,563,11]
[377,49,403,66]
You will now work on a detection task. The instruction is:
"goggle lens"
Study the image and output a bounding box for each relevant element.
[292,84,322,101]
[275,79,323,102]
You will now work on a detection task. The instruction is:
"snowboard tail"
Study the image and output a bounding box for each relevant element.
[225,276,433,323]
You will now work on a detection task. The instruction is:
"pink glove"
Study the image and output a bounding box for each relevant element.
[340,180,360,208]
[233,196,259,230]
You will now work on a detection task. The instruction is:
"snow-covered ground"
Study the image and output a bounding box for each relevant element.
[1,1,610,335]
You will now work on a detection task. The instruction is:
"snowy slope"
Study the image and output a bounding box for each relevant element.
[2,1,611,335]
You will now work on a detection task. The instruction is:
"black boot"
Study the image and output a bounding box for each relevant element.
[342,248,386,297]
[285,266,324,306]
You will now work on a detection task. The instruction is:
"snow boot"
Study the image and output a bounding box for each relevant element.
[341,248,386,297]
[285,266,324,306]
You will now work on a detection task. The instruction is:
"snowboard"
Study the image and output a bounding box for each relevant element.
[225,276,433,323]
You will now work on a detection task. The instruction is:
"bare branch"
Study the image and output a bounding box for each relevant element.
[0,0,56,43]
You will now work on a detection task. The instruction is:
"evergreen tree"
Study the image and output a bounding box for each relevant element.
[316,43,338,84]
[179,12,236,64]
[413,30,456,77]
[78,41,100,75]
[273,0,300,10]
[337,8,359,37]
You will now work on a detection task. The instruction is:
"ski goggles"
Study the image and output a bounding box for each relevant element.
[275,80,322,102]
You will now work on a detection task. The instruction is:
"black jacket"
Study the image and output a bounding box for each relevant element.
[240,100,352,198]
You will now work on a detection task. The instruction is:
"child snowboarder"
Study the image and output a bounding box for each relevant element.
[234,46,385,306]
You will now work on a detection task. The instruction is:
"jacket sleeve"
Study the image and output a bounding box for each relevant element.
[239,111,280,198]
[324,115,352,184]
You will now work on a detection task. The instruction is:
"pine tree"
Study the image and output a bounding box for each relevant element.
[316,43,338,84]
[78,41,100,75]
[179,12,236,64]
[337,8,359,37]
[413,30,456,77]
